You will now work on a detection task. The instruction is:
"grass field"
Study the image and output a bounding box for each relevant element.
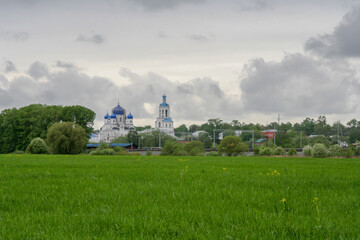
[0,154,359,239]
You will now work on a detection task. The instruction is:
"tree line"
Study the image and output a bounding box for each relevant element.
[0,104,95,153]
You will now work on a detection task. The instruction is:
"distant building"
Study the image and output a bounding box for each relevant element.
[261,129,277,139]
[155,94,175,137]
[90,103,135,143]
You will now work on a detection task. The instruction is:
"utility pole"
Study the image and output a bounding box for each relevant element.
[159,132,161,148]
[213,129,216,149]
[337,121,340,145]
[300,131,302,148]
[273,124,276,146]
[252,130,254,149]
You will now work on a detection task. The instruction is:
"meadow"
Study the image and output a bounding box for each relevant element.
[0,154,359,239]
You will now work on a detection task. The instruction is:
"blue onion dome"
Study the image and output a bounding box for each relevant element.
[104,113,109,119]
[127,113,133,119]
[110,113,116,119]
[113,104,125,115]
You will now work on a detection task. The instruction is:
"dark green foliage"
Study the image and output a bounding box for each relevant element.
[146,150,152,156]
[25,138,50,154]
[139,130,177,148]
[287,148,298,156]
[259,147,274,156]
[217,136,249,156]
[99,148,115,155]
[46,122,88,154]
[312,143,328,158]
[308,135,331,147]
[127,130,138,144]
[254,146,261,155]
[184,141,204,156]
[112,136,129,143]
[0,104,95,153]
[161,141,186,156]
[274,147,285,155]
[343,148,354,158]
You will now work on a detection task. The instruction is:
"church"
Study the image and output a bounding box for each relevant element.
[90,94,175,143]
[90,103,135,143]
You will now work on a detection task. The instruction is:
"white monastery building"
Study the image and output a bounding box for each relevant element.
[90,103,135,143]
[90,94,175,143]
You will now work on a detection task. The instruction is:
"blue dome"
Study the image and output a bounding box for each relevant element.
[110,113,116,119]
[113,104,125,115]
[127,113,133,119]
[104,113,109,119]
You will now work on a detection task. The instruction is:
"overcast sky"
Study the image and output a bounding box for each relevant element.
[1,0,360,129]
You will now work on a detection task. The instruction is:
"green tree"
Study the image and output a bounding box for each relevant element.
[217,136,249,156]
[184,141,204,156]
[26,138,50,154]
[46,122,88,154]
[127,130,138,144]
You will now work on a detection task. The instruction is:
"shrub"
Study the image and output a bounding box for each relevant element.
[207,151,219,156]
[329,144,343,157]
[217,136,249,156]
[343,148,354,158]
[302,145,313,156]
[13,150,25,154]
[312,143,328,158]
[161,142,186,156]
[46,122,88,154]
[253,146,261,155]
[26,138,50,154]
[113,146,128,155]
[184,141,205,156]
[287,148,298,156]
[146,150,152,156]
[99,148,115,155]
[89,150,100,155]
[259,147,274,156]
[98,143,111,150]
[274,147,285,155]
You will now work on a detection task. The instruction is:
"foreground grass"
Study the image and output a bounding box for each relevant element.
[0,155,359,239]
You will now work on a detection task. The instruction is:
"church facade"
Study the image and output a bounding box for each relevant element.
[155,94,175,136]
[90,103,135,143]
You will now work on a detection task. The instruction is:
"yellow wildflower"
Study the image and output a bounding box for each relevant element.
[281,198,286,203]
[223,168,227,170]
[313,197,318,202]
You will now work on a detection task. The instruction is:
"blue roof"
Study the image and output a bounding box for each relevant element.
[127,112,133,119]
[113,104,125,115]
[87,143,132,148]
[163,118,173,122]
[160,102,169,107]
[104,113,109,119]
[110,113,116,118]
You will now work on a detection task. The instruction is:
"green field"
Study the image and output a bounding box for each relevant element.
[0,155,359,239]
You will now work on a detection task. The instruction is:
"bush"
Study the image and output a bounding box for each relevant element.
[217,136,249,156]
[312,143,328,158]
[99,148,115,155]
[287,148,298,156]
[343,148,354,158]
[184,141,205,156]
[207,151,219,156]
[13,150,25,154]
[98,143,111,150]
[113,146,128,155]
[329,144,343,157]
[302,145,313,156]
[259,147,274,156]
[274,147,285,155]
[89,150,100,155]
[253,146,261,155]
[146,150,152,156]
[46,122,88,154]
[161,142,186,156]
[26,138,50,154]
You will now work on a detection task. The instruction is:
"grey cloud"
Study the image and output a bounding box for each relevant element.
[28,61,49,79]
[0,75,9,89]
[4,61,17,73]
[129,0,205,10]
[305,6,360,57]
[187,34,208,41]
[55,60,79,70]
[235,0,271,11]
[0,63,241,124]
[240,53,358,116]
[0,30,29,41]
[76,34,105,44]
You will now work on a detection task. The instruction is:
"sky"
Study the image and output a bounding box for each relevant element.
[1,0,360,129]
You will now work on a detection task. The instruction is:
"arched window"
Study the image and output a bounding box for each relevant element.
[159,122,161,128]
[166,124,167,128]
[165,110,168,117]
